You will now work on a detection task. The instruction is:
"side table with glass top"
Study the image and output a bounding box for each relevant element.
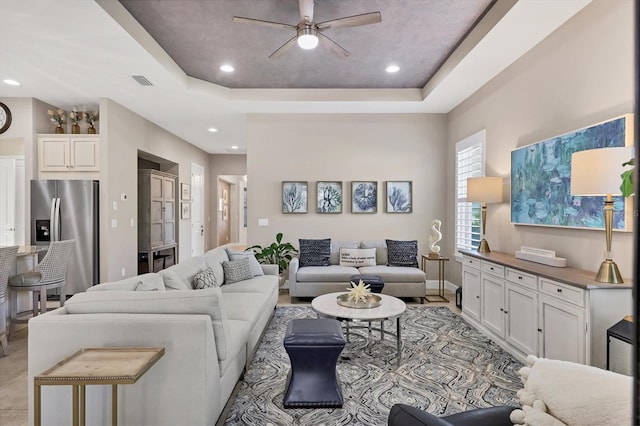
[421,254,449,302]
[34,347,164,426]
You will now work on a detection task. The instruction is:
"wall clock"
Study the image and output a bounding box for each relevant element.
[0,102,11,134]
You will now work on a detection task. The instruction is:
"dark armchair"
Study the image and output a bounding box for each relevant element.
[388,404,517,426]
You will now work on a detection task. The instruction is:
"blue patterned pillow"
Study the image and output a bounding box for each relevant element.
[385,239,418,267]
[298,239,331,267]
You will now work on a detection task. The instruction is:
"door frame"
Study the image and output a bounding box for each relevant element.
[191,162,205,256]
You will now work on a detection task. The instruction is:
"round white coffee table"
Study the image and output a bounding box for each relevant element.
[311,292,407,361]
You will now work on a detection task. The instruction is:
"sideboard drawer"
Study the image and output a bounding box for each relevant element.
[481,261,505,278]
[540,278,585,307]
[506,268,537,290]
[462,256,480,270]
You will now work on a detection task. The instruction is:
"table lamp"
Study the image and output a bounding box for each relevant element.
[466,176,503,253]
[570,146,634,283]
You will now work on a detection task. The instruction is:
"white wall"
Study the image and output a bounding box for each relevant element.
[246,113,448,256]
[99,98,211,282]
[446,0,634,283]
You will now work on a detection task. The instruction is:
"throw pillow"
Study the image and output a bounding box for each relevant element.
[298,238,331,267]
[339,248,377,267]
[222,257,254,284]
[192,267,216,289]
[225,247,264,277]
[386,239,418,267]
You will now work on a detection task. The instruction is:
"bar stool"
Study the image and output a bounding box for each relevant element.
[8,239,75,339]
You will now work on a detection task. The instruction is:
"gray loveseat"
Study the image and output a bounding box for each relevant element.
[288,240,426,301]
[27,244,278,426]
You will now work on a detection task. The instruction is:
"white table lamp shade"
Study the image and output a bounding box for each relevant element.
[467,176,503,203]
[571,147,634,196]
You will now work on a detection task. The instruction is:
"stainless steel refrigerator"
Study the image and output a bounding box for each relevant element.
[31,180,99,295]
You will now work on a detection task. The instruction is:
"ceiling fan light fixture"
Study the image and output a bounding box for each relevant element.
[297,26,319,49]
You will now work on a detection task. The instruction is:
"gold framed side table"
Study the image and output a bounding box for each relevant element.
[34,347,164,426]
[421,254,449,302]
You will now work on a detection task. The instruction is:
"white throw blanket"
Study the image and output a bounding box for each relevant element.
[510,355,632,426]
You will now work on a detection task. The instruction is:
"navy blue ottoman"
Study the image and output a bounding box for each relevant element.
[350,274,385,294]
[283,319,345,408]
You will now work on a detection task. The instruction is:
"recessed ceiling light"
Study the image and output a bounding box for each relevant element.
[385,65,400,73]
[208,127,218,133]
[230,145,239,150]
[3,79,20,86]
[220,64,234,73]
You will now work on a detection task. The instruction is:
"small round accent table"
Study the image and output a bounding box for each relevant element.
[311,292,406,363]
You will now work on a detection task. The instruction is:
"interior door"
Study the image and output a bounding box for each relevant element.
[0,158,16,245]
[191,163,205,256]
[217,180,231,246]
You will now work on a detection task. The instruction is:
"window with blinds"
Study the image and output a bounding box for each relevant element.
[455,130,485,252]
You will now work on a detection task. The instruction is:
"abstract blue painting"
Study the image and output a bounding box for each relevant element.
[386,181,412,213]
[511,114,633,231]
[352,181,377,213]
[282,181,307,213]
[317,181,342,213]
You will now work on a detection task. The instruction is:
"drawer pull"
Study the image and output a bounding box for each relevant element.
[518,276,522,280]
[504,310,508,314]
[557,288,563,293]
[476,296,480,299]
[499,308,504,312]
[538,328,542,332]
[490,267,494,270]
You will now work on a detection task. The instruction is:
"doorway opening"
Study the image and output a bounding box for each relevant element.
[217,175,247,247]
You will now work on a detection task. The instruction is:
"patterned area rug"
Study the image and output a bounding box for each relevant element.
[224,306,522,425]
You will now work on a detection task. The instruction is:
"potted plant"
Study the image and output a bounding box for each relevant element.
[620,158,634,197]
[247,233,298,285]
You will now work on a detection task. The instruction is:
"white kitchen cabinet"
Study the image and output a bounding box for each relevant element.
[38,135,99,172]
[460,250,631,368]
[461,256,481,322]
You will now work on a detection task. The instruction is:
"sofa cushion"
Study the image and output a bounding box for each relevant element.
[88,273,166,292]
[193,267,216,289]
[222,292,276,329]
[386,239,418,267]
[329,240,359,265]
[225,247,264,277]
[202,247,230,286]
[339,247,376,267]
[64,288,233,361]
[297,265,360,282]
[358,266,426,283]
[220,275,278,296]
[299,238,331,267]
[222,258,254,284]
[159,256,208,290]
[360,240,388,265]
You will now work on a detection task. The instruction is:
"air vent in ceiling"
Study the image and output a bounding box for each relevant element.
[131,75,153,86]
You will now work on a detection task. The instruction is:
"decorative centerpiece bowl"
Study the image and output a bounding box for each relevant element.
[336,280,381,309]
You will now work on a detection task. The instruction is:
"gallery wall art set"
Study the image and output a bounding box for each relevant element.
[282,181,413,214]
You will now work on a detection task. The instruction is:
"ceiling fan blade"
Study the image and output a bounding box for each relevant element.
[232,16,295,30]
[317,12,381,30]
[299,0,314,23]
[268,35,298,59]
[318,33,350,59]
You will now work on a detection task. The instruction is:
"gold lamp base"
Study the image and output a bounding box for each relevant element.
[595,259,624,283]
[477,239,491,253]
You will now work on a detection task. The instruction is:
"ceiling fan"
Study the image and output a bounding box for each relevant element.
[233,0,382,59]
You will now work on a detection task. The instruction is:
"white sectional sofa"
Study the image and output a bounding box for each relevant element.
[288,240,427,301]
[27,245,279,426]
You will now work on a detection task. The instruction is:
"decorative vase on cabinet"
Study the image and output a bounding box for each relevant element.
[55,125,64,134]
[88,124,96,134]
[72,123,80,134]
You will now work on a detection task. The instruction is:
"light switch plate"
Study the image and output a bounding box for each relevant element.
[258,218,269,227]
[111,219,117,228]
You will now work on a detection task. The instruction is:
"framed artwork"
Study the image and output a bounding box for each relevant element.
[282,181,308,213]
[317,181,342,213]
[351,181,377,213]
[181,183,191,201]
[511,114,633,231]
[181,202,191,219]
[222,189,229,203]
[223,205,228,221]
[386,181,412,213]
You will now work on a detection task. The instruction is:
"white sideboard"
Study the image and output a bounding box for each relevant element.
[460,249,631,368]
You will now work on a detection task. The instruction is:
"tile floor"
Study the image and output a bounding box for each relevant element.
[0,289,460,426]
